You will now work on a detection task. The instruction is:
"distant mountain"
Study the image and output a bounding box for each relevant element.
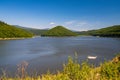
[78,25,120,37]
[0,21,33,38]
[42,26,78,37]
[13,25,48,36]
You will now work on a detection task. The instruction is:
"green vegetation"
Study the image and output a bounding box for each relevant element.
[91,25,120,37]
[27,29,48,36]
[13,25,48,36]
[0,21,33,38]
[78,25,120,37]
[12,24,120,37]
[1,53,120,80]
[42,26,78,37]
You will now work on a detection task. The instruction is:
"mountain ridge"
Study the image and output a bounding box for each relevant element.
[41,26,78,37]
[77,25,120,37]
[13,25,48,36]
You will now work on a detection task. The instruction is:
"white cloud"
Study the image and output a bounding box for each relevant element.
[73,21,103,31]
[49,22,55,25]
[65,21,76,25]
[76,22,87,26]
[64,21,100,31]
[48,20,102,31]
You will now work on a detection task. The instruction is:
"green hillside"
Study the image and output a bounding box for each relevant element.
[78,25,120,37]
[92,25,120,37]
[13,25,48,36]
[42,26,78,37]
[0,21,33,38]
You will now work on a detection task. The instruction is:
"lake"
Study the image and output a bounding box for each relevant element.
[0,36,120,76]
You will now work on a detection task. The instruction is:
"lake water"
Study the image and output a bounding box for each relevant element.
[0,36,120,76]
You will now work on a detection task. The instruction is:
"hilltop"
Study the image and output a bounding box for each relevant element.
[42,26,78,37]
[0,21,33,38]
[78,25,120,37]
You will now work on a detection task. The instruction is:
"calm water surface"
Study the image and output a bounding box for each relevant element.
[0,36,120,76]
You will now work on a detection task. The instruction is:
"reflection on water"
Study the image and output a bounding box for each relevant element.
[0,36,120,75]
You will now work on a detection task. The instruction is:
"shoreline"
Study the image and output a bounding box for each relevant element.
[0,37,32,40]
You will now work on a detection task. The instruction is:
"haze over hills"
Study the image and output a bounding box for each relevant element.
[13,25,48,36]
[0,21,33,38]
[41,26,78,37]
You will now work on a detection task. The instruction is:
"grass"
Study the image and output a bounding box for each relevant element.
[0,54,120,80]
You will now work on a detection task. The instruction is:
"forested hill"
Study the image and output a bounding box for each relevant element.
[42,26,78,37]
[0,21,33,38]
[78,25,120,37]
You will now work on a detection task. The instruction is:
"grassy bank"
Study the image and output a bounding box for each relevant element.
[0,37,34,40]
[1,54,120,80]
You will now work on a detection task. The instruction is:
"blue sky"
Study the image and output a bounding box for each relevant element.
[0,0,120,31]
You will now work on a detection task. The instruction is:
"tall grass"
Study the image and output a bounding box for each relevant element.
[100,54,120,80]
[0,54,120,80]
